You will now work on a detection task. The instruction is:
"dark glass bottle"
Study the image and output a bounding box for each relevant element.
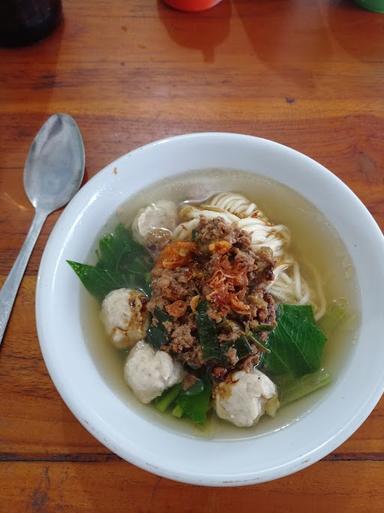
[0,0,62,47]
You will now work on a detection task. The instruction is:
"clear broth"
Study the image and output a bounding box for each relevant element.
[81,169,360,440]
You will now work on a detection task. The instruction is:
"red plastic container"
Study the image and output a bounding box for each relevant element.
[163,0,223,12]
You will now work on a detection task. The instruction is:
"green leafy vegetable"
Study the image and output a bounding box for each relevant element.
[68,260,151,300]
[183,379,205,396]
[172,404,184,418]
[153,307,171,324]
[96,224,153,274]
[153,384,182,413]
[246,331,271,354]
[276,369,331,405]
[68,224,153,301]
[220,336,254,366]
[67,261,121,301]
[196,301,222,361]
[153,378,212,425]
[146,325,167,349]
[264,304,327,377]
[175,377,212,425]
[253,323,275,332]
[146,307,171,349]
[233,336,253,360]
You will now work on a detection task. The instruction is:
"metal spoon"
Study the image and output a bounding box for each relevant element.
[0,113,85,346]
[180,192,218,206]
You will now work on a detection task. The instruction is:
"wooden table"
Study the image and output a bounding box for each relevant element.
[1,0,383,510]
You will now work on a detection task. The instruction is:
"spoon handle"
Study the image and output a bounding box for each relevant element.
[0,209,47,347]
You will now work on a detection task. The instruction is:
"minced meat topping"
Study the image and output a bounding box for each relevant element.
[147,217,277,381]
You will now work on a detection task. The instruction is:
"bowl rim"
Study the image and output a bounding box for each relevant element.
[36,132,384,486]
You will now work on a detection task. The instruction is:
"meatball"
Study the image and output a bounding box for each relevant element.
[124,341,184,404]
[101,288,148,349]
[214,368,279,427]
[132,200,177,251]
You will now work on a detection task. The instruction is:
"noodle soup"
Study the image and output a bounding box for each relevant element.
[77,169,360,439]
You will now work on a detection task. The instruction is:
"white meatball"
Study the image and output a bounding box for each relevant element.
[101,288,148,349]
[124,341,184,404]
[215,369,279,428]
[131,200,177,249]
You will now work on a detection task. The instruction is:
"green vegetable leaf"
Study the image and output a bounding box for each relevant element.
[146,325,168,349]
[246,332,271,354]
[183,379,205,396]
[253,323,275,332]
[233,336,253,360]
[221,337,253,366]
[67,261,122,301]
[276,368,331,405]
[68,224,153,301]
[153,384,182,412]
[196,301,222,361]
[146,308,171,349]
[97,224,153,275]
[175,377,212,425]
[154,307,171,324]
[68,260,151,301]
[264,304,327,377]
[172,404,184,418]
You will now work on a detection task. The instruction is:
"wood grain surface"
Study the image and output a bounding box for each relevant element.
[0,0,383,510]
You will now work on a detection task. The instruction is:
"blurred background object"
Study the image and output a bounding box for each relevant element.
[0,0,62,47]
[163,0,223,12]
[354,0,384,12]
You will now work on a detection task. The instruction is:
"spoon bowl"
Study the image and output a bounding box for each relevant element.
[24,113,84,212]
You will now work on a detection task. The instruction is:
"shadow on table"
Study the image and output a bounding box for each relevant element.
[157,0,232,62]
[327,0,384,61]
[233,0,333,89]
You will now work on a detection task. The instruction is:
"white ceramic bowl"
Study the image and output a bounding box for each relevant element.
[36,133,384,486]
